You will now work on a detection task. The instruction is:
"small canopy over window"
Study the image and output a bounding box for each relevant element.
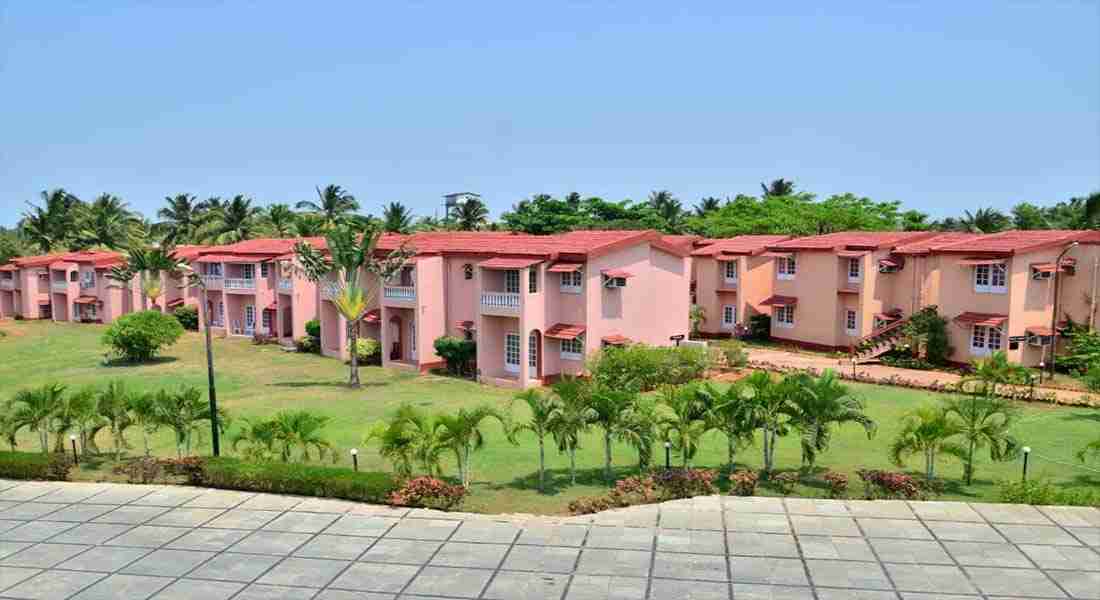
[547,262,583,273]
[760,294,798,307]
[545,323,586,340]
[953,312,1008,327]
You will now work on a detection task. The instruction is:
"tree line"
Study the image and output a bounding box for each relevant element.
[3,179,1097,263]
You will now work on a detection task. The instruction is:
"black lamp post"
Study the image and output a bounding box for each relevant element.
[350,448,359,472]
[69,435,79,465]
[664,441,671,470]
[1021,446,1031,482]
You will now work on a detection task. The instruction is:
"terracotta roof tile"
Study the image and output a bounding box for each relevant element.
[768,231,940,251]
[760,294,798,306]
[691,235,792,257]
[893,232,983,255]
[953,312,1008,326]
[545,323,586,339]
[922,230,1087,255]
[374,230,686,258]
[479,257,544,269]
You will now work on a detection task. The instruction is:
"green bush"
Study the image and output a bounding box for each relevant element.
[587,343,710,392]
[352,338,381,363]
[434,336,477,377]
[0,452,73,481]
[997,479,1100,507]
[901,306,951,365]
[1081,367,1100,393]
[295,336,319,354]
[748,314,771,340]
[101,310,184,362]
[172,305,199,331]
[713,339,748,368]
[305,319,321,339]
[198,457,398,503]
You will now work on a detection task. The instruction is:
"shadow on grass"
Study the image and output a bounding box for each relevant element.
[1061,411,1100,423]
[102,356,180,368]
[493,466,645,496]
[267,381,390,389]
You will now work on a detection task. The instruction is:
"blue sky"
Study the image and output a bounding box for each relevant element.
[1,2,1098,226]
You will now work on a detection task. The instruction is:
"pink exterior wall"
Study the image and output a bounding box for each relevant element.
[695,253,777,335]
[769,251,842,347]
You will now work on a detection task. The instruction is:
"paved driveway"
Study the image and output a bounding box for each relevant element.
[0,480,1097,599]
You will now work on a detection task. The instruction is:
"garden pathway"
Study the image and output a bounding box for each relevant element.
[0,479,1096,599]
[745,347,1100,406]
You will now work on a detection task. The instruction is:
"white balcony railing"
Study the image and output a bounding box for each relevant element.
[202,274,223,287]
[0,279,13,289]
[481,292,520,310]
[383,286,416,301]
[277,279,293,292]
[224,278,256,291]
[80,280,96,290]
[51,281,69,292]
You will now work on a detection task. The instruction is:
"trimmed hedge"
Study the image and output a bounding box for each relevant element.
[0,452,73,481]
[198,457,398,503]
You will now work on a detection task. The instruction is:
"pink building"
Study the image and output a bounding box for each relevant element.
[0,253,62,320]
[317,230,693,388]
[689,235,792,336]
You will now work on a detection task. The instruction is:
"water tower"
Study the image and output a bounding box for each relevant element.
[443,192,481,220]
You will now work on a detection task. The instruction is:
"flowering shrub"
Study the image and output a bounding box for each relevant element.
[567,496,613,515]
[388,476,467,511]
[821,471,849,499]
[653,468,718,499]
[113,456,207,485]
[856,469,934,500]
[729,469,759,496]
[770,472,799,495]
[568,469,717,515]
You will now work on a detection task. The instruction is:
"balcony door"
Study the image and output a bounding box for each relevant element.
[241,264,255,280]
[244,305,255,332]
[504,333,520,374]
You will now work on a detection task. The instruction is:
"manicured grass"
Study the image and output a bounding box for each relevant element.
[1,320,1097,513]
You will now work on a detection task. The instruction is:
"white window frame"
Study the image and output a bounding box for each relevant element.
[974,263,1007,294]
[241,264,255,280]
[847,258,861,283]
[463,264,474,280]
[504,333,521,373]
[505,270,520,294]
[528,268,538,294]
[560,270,583,294]
[410,320,417,359]
[723,260,738,284]
[528,331,538,369]
[721,304,736,329]
[244,305,256,328]
[260,262,270,278]
[845,309,858,336]
[775,305,795,328]
[261,309,272,332]
[206,263,224,277]
[777,256,796,280]
[81,271,95,285]
[560,336,585,360]
[970,324,1003,356]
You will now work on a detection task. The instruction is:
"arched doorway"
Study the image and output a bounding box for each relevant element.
[388,315,403,361]
[528,329,542,380]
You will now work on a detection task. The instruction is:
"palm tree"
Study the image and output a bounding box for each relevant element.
[364,403,446,477]
[943,395,1020,485]
[737,371,794,475]
[786,370,876,471]
[658,384,713,468]
[73,194,138,250]
[203,195,263,243]
[231,417,280,462]
[618,395,661,472]
[512,389,559,492]
[586,386,637,483]
[960,208,1010,234]
[761,179,796,197]
[263,204,298,238]
[271,410,332,462]
[173,256,222,456]
[11,383,67,453]
[51,385,94,454]
[548,377,594,484]
[0,403,21,451]
[452,198,490,231]
[295,224,413,388]
[434,404,512,488]
[297,184,360,229]
[381,202,414,233]
[127,391,162,457]
[21,189,82,252]
[67,388,104,456]
[890,405,965,481]
[963,351,1030,397]
[96,380,133,460]
[154,386,227,457]
[694,197,722,217]
[158,194,206,245]
[108,246,178,311]
[648,190,684,232]
[701,382,756,474]
[293,213,327,237]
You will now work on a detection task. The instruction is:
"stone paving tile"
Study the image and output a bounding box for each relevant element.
[653,551,729,581]
[658,507,725,529]
[324,515,398,538]
[815,590,895,600]
[789,515,861,537]
[964,566,1068,597]
[1046,569,1100,599]
[923,520,1006,543]
[858,517,933,539]
[449,520,520,544]
[0,521,76,543]
[584,526,654,550]
[0,542,32,561]
[996,523,1085,546]
[314,591,395,600]
[292,534,375,560]
[869,538,954,564]
[119,548,216,577]
[481,570,569,599]
[328,561,418,593]
[501,544,580,573]
[516,523,588,546]
[783,498,849,516]
[1068,527,1100,547]
[262,511,341,534]
[403,565,492,598]
[725,512,791,534]
[146,507,225,527]
[91,505,169,525]
[203,509,281,530]
[429,540,508,569]
[0,503,69,520]
[149,578,244,600]
[256,556,349,588]
[729,556,809,586]
[163,527,250,551]
[907,501,984,522]
[359,538,440,564]
[1018,543,1100,570]
[575,548,651,578]
[0,566,43,591]
[233,583,319,600]
[384,518,459,540]
[1039,506,1100,528]
[724,496,786,514]
[34,485,110,505]
[941,540,1033,567]
[805,559,891,589]
[80,486,156,505]
[130,488,205,508]
[229,531,313,555]
[56,545,151,572]
[885,563,977,595]
[70,574,172,600]
[847,500,917,519]
[656,528,726,554]
[798,535,876,561]
[591,505,658,527]
[562,574,647,600]
[236,494,304,512]
[36,504,117,523]
[193,552,285,583]
[103,525,188,548]
[0,569,105,599]
[727,532,799,557]
[292,497,357,514]
[182,490,254,509]
[0,543,90,569]
[650,578,731,599]
[971,502,1055,525]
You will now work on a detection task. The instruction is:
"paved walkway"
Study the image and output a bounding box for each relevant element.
[746,348,1100,406]
[0,481,1097,599]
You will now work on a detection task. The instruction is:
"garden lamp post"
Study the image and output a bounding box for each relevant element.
[1038,362,1045,384]
[350,448,359,472]
[69,435,78,465]
[1021,446,1031,482]
[1048,242,1079,379]
[850,358,857,378]
[664,441,671,471]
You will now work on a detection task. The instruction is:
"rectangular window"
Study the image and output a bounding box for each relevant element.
[560,270,583,293]
[505,333,520,372]
[722,305,736,329]
[410,320,417,357]
[505,270,520,294]
[528,331,538,368]
[528,268,538,293]
[560,337,584,360]
[724,261,738,283]
[848,258,861,282]
[244,305,255,327]
[464,264,473,280]
[777,256,796,280]
[970,324,1003,355]
[261,309,272,331]
[845,309,858,335]
[974,264,1007,294]
[260,262,270,278]
[775,305,795,328]
[69,271,78,282]
[241,264,255,280]
[206,263,223,277]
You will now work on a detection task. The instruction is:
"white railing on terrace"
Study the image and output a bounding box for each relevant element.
[51,281,68,292]
[481,292,520,309]
[80,281,96,289]
[383,286,416,300]
[224,278,256,291]
[202,274,223,286]
[277,279,293,292]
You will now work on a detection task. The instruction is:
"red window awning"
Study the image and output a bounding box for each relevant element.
[760,295,798,307]
[547,262,583,273]
[836,251,868,258]
[196,254,275,263]
[953,312,1008,327]
[545,323,586,340]
[38,299,50,306]
[958,257,1006,266]
[363,309,381,324]
[479,257,543,269]
[1026,326,1055,336]
[879,258,900,268]
[73,296,99,305]
[874,312,901,321]
[264,302,277,311]
[0,264,17,272]
[601,334,632,346]
[601,269,634,279]
[166,298,185,308]
[761,251,793,259]
[455,320,475,331]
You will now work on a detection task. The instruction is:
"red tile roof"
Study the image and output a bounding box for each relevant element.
[601,269,634,278]
[545,323,586,339]
[690,235,792,257]
[50,261,77,270]
[196,254,271,263]
[61,250,124,267]
[893,232,982,255]
[659,235,703,252]
[479,257,544,269]
[921,230,1087,255]
[760,295,798,306]
[374,230,689,259]
[953,312,1008,326]
[601,334,632,345]
[11,253,69,268]
[767,231,940,251]
[547,262,583,273]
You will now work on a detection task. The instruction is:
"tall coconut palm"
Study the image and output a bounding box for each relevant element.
[173,257,223,456]
[203,195,263,243]
[943,395,1020,485]
[73,194,138,250]
[96,380,133,460]
[21,189,82,252]
[452,198,490,231]
[694,196,722,217]
[295,224,413,388]
[962,351,1030,397]
[786,370,876,470]
[293,213,327,237]
[960,208,1011,234]
[548,377,594,484]
[761,179,796,197]
[108,246,178,311]
[434,404,512,488]
[890,404,965,481]
[11,383,67,453]
[658,384,713,468]
[157,194,206,246]
[263,204,298,238]
[381,202,414,233]
[297,184,360,229]
[586,386,637,483]
[512,389,559,492]
[364,403,446,477]
[647,190,684,232]
[701,381,756,474]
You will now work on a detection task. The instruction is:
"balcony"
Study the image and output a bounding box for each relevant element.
[202,275,224,290]
[481,291,520,314]
[277,279,293,292]
[80,280,96,290]
[0,279,13,290]
[383,286,416,304]
[51,281,69,292]
[224,278,256,292]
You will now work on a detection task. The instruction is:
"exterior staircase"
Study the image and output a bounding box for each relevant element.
[848,316,911,364]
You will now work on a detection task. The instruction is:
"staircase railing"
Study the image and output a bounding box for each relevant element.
[849,317,910,361]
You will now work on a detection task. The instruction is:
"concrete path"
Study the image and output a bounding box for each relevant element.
[746,347,1100,406]
[0,481,1097,599]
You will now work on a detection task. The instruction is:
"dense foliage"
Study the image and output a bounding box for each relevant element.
[172,305,199,331]
[102,310,184,362]
[199,457,398,503]
[0,451,73,481]
[433,336,477,377]
[586,344,710,392]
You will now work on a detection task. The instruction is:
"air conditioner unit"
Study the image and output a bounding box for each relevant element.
[603,276,628,288]
[878,264,900,274]
[1027,334,1052,347]
[1031,269,1053,281]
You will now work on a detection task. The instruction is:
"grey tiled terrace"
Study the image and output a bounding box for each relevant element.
[0,480,1096,599]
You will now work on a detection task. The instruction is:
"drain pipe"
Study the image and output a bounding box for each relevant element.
[1048,242,1079,378]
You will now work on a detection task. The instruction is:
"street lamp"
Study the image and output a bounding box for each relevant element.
[1048,242,1079,379]
[1038,362,1045,384]
[1021,446,1031,482]
[664,441,671,470]
[850,358,857,378]
[350,448,359,472]
[69,435,78,465]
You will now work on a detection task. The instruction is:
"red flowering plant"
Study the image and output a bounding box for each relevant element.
[388,476,467,510]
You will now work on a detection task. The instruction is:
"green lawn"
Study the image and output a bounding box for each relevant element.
[1,320,1097,513]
